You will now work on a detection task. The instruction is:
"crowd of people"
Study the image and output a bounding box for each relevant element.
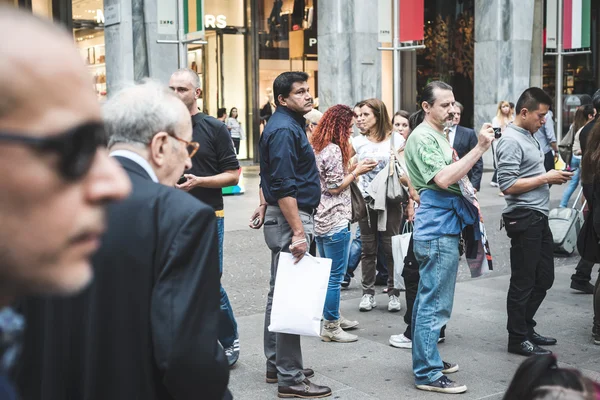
[2,6,600,400]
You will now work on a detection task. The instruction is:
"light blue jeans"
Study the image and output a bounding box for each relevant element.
[560,156,581,207]
[217,216,238,348]
[316,226,351,321]
[411,235,460,385]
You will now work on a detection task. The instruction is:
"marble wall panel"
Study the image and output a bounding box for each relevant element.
[143,0,179,84]
[510,0,535,41]
[105,0,134,96]
[475,0,499,42]
[318,0,381,110]
[474,41,499,104]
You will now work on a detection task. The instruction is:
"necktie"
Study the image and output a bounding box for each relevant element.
[444,127,450,142]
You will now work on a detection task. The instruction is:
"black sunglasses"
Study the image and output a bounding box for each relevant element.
[0,122,106,181]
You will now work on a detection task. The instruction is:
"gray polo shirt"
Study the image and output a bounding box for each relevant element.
[496,123,549,215]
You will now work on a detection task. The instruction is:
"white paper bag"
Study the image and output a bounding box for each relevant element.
[268,252,332,337]
[392,222,412,290]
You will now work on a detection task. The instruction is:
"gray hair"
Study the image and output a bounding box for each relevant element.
[103,80,187,148]
[172,68,200,89]
[454,101,464,112]
[304,109,323,124]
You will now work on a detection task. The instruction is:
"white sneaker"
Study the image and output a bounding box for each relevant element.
[359,294,376,311]
[490,181,499,187]
[389,333,412,348]
[388,295,402,312]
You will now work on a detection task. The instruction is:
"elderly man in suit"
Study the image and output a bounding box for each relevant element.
[447,102,483,191]
[16,81,231,400]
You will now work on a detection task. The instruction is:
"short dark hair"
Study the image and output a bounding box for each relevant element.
[217,108,227,118]
[415,81,453,121]
[273,71,309,106]
[515,87,552,114]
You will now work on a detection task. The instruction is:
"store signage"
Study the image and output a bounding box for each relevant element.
[184,0,204,35]
[546,0,591,50]
[304,31,317,55]
[399,0,424,42]
[204,15,227,29]
[157,0,177,35]
[378,0,424,43]
[378,0,392,42]
[104,5,120,27]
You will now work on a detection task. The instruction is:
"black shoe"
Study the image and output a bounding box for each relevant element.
[508,340,552,356]
[341,276,351,288]
[530,332,557,346]
[571,281,594,294]
[266,368,315,384]
[278,379,332,398]
[224,338,240,367]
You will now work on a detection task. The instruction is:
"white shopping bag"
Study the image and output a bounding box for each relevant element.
[392,222,412,290]
[268,252,332,337]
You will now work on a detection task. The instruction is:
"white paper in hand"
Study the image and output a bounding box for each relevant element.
[268,252,332,337]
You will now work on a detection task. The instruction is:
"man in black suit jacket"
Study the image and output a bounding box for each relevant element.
[15,82,231,400]
[448,102,483,190]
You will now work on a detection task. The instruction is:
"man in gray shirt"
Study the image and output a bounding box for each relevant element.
[533,109,558,172]
[497,87,572,357]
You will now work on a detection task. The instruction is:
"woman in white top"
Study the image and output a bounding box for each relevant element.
[226,107,244,154]
[490,100,514,189]
[353,98,405,313]
[560,104,596,207]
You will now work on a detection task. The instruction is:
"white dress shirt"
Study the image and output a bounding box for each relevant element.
[110,149,159,183]
[449,125,458,148]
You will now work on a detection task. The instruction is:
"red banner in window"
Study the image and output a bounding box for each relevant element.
[399,0,424,42]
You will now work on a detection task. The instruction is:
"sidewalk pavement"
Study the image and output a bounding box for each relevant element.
[228,262,600,399]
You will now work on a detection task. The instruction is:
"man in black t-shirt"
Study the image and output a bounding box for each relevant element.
[169,69,241,367]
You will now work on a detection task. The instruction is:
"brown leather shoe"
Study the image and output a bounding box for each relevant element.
[266,368,315,383]
[277,379,332,398]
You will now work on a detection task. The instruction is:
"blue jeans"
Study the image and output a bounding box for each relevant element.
[560,156,581,207]
[316,227,351,321]
[411,235,460,385]
[217,216,238,348]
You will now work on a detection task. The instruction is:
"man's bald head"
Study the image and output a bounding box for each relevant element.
[0,5,100,133]
[0,7,131,301]
[169,69,201,115]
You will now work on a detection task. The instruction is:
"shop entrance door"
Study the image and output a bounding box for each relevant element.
[188,27,248,159]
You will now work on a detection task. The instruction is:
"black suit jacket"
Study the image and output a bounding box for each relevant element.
[453,125,483,190]
[15,157,231,400]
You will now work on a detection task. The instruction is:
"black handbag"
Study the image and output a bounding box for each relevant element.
[350,181,367,223]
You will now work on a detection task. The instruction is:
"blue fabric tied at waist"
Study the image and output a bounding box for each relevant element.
[414,189,480,241]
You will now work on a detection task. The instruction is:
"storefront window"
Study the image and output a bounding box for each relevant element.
[257,0,318,120]
[543,2,599,132]
[72,0,106,100]
[416,0,474,126]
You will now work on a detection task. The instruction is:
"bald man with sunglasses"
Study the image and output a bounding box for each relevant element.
[15,80,232,399]
[0,7,130,399]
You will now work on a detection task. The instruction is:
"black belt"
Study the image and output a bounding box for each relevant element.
[298,207,315,216]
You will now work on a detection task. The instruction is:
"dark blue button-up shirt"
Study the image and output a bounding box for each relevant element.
[259,106,321,210]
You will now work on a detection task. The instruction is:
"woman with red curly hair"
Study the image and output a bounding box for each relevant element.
[310,104,376,343]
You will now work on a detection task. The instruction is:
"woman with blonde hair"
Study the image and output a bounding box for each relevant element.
[490,100,514,189]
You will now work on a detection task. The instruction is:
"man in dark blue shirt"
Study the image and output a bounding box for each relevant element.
[249,72,329,399]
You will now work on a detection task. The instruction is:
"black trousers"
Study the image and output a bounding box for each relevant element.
[572,258,595,284]
[401,236,446,339]
[232,138,241,155]
[506,211,555,344]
